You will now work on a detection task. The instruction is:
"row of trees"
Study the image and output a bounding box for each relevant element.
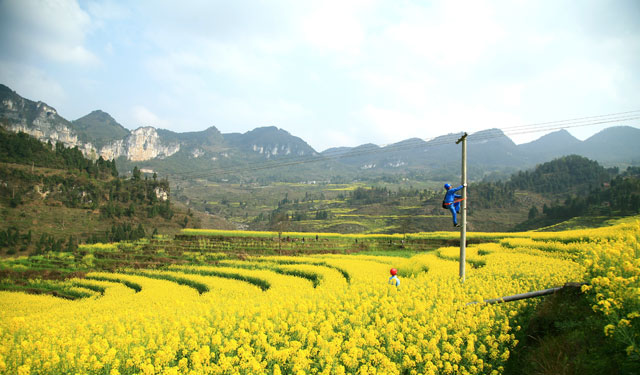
[0,128,118,178]
[1,224,154,254]
[348,186,392,205]
[33,234,79,254]
[106,223,147,243]
[0,228,80,254]
[467,181,516,209]
[0,227,31,252]
[539,174,640,221]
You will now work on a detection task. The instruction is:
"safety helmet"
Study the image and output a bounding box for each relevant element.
[444,183,451,190]
[390,268,397,276]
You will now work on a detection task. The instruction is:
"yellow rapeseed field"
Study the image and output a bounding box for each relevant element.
[1,221,639,374]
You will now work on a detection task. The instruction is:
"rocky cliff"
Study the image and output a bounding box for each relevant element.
[2,83,639,180]
[1,87,84,150]
[1,85,182,161]
[0,85,318,165]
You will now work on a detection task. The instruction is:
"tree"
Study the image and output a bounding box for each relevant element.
[132,166,141,181]
[135,223,146,240]
[110,160,118,176]
[66,235,78,252]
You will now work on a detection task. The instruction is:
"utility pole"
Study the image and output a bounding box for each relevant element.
[456,133,468,282]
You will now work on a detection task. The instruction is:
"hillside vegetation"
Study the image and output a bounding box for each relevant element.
[175,155,639,234]
[0,128,196,255]
[514,157,639,230]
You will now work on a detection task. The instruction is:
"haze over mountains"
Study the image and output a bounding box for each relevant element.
[1,83,639,181]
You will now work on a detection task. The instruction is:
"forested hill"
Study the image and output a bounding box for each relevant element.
[448,154,639,230]
[504,156,640,230]
[466,155,614,209]
[507,155,617,195]
[1,128,118,178]
[0,128,194,255]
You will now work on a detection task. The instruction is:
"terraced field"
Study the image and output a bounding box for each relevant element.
[1,219,639,374]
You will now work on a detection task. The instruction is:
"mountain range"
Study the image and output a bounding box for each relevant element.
[1,83,639,181]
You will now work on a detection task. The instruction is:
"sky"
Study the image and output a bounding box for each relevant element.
[1,0,639,152]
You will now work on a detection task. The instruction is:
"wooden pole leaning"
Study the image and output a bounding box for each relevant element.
[466,283,587,305]
[456,133,468,282]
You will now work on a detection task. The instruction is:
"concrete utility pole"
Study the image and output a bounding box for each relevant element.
[456,133,468,282]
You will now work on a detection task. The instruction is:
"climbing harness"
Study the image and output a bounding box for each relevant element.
[442,197,466,209]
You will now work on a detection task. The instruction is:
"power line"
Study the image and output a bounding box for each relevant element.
[482,109,640,133]
[471,114,640,142]
[163,110,640,179]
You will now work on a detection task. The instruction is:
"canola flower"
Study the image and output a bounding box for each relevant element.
[580,221,640,360]
[2,220,639,374]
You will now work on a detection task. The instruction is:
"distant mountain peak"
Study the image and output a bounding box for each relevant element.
[388,138,427,148]
[255,125,279,131]
[223,125,317,159]
[0,83,15,95]
[468,128,511,142]
[519,129,581,157]
[87,109,112,117]
[245,126,290,136]
[585,125,639,141]
[203,125,221,133]
[468,128,517,149]
[525,129,579,143]
[579,126,640,163]
[71,109,129,148]
[74,109,119,125]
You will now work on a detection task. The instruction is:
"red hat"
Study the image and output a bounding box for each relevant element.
[390,268,397,276]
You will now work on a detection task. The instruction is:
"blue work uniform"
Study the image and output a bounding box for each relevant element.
[389,275,400,287]
[444,185,464,225]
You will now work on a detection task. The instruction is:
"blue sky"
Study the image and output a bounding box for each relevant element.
[1,0,639,151]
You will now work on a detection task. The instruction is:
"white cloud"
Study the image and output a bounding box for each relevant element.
[104,42,114,55]
[356,105,425,144]
[0,0,98,65]
[298,0,370,55]
[86,0,130,21]
[381,1,504,68]
[212,96,309,127]
[319,129,365,151]
[144,52,209,93]
[131,106,169,128]
[0,61,66,107]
